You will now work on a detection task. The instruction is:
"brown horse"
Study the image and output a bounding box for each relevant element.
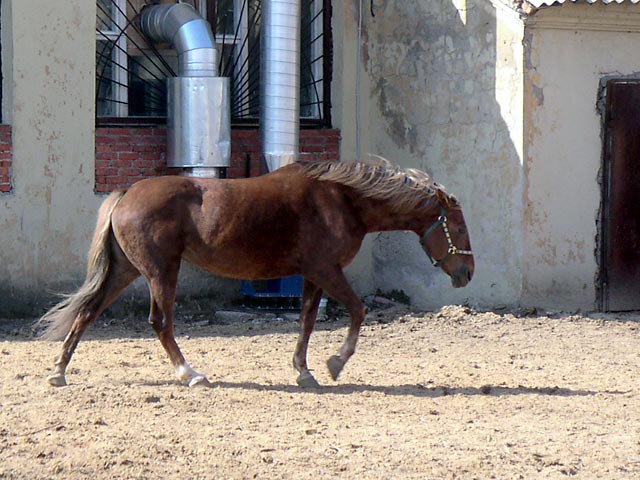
[39,159,474,388]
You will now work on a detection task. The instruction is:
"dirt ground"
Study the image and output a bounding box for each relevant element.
[1,303,640,479]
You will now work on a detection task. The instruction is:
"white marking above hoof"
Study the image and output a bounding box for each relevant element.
[176,362,210,387]
[176,362,196,382]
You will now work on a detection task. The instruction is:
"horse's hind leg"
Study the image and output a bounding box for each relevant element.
[293,279,323,388]
[48,248,139,386]
[145,260,209,387]
[307,266,365,382]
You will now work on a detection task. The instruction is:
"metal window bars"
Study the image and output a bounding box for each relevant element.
[96,0,332,127]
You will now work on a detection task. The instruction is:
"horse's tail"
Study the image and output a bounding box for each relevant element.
[38,190,127,341]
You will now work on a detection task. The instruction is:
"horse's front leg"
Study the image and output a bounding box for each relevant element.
[308,266,366,382]
[293,279,323,388]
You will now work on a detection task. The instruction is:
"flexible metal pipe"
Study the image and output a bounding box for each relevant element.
[260,0,301,172]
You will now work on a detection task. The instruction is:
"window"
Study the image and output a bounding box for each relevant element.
[96,0,129,117]
[95,0,331,126]
[97,0,177,118]
[301,0,326,119]
[215,0,254,118]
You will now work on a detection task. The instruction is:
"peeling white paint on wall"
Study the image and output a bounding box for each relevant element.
[3,0,640,313]
[0,1,100,313]
[523,3,640,309]
[335,0,640,311]
[0,1,235,314]
[335,0,526,309]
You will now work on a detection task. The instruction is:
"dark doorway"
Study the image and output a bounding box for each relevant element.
[600,79,640,311]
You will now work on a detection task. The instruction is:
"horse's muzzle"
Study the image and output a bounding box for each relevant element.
[451,264,473,288]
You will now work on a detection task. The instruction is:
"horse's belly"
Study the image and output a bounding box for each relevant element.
[182,246,300,281]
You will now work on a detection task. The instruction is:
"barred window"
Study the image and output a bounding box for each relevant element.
[96,0,331,126]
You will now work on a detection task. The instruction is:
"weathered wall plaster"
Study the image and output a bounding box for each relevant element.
[1,0,12,124]
[0,1,100,314]
[523,4,640,310]
[0,1,235,316]
[335,0,526,309]
[4,0,640,315]
[331,1,376,296]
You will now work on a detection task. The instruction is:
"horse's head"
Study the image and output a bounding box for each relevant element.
[418,195,474,288]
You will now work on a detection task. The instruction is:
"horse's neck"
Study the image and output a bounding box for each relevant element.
[354,195,437,234]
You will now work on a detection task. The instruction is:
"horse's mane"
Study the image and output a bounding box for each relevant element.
[297,156,457,212]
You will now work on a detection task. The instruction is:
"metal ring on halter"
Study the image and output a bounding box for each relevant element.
[421,208,473,267]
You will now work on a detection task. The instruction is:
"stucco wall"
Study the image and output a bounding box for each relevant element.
[333,0,526,309]
[328,3,372,297]
[0,1,236,316]
[6,0,638,315]
[523,4,640,310]
[0,1,100,314]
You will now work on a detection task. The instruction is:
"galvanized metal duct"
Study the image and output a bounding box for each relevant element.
[140,3,230,177]
[260,0,301,172]
[140,3,218,77]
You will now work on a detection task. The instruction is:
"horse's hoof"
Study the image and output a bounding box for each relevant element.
[296,372,321,389]
[327,355,345,381]
[47,373,67,387]
[188,375,211,388]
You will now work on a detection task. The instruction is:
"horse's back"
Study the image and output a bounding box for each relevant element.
[121,175,206,209]
[108,165,364,279]
[109,169,306,277]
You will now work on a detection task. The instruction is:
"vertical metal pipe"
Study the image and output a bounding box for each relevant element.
[260,0,301,172]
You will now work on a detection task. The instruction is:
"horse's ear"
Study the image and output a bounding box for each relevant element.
[432,186,448,205]
[432,187,459,209]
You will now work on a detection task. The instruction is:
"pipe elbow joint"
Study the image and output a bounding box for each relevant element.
[139,3,218,77]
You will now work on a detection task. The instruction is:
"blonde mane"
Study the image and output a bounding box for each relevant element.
[298,157,456,212]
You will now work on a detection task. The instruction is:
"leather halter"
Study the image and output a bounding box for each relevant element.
[421,208,473,267]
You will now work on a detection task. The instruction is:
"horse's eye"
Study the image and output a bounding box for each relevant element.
[457,227,466,235]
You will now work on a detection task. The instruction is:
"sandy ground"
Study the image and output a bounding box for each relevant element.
[1,304,640,479]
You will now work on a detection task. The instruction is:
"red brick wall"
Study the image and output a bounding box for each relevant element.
[95,127,167,193]
[95,127,341,192]
[0,125,13,193]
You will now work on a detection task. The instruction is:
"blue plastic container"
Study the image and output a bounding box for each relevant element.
[240,275,303,298]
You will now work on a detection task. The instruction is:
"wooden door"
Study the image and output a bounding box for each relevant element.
[601,80,640,311]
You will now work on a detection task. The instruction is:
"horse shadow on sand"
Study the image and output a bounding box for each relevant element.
[137,379,624,398]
